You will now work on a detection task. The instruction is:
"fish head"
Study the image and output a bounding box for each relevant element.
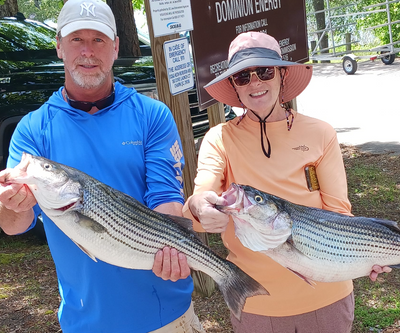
[5,153,82,214]
[216,183,292,251]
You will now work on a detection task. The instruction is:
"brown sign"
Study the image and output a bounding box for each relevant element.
[190,0,308,110]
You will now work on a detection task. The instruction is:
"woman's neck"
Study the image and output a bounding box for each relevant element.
[247,103,287,123]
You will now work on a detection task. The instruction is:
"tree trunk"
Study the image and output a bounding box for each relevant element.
[0,0,18,17]
[107,0,141,57]
[312,0,330,63]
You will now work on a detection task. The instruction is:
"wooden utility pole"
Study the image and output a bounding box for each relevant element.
[207,102,226,127]
[143,0,196,198]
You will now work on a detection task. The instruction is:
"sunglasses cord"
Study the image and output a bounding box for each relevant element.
[249,100,277,159]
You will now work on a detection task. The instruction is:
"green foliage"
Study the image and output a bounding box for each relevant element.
[307,0,400,50]
[17,0,66,23]
[132,0,144,11]
[355,0,400,46]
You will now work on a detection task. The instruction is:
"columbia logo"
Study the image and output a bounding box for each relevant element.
[122,140,142,146]
[293,145,309,152]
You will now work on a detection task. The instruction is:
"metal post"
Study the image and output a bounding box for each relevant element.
[345,33,351,52]
[385,0,394,53]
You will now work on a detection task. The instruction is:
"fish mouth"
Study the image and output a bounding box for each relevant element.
[216,183,250,214]
[55,199,80,212]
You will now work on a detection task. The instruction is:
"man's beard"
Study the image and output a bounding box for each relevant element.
[66,56,110,89]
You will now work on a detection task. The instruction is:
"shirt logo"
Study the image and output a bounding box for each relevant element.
[170,140,184,195]
[292,145,309,152]
[80,2,96,17]
[122,140,142,146]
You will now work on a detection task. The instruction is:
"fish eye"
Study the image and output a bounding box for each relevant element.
[254,195,263,203]
[43,163,52,170]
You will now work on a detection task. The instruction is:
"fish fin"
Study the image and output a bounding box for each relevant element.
[286,238,313,260]
[369,218,400,234]
[218,261,270,320]
[282,240,316,286]
[76,212,107,233]
[73,241,98,262]
[286,267,316,287]
[165,214,194,230]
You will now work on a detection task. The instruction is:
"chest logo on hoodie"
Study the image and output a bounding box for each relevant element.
[122,140,143,146]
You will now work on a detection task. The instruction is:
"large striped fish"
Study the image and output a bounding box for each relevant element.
[4,153,268,319]
[216,183,400,283]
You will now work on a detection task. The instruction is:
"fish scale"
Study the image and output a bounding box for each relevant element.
[216,183,400,283]
[291,213,400,262]
[5,153,269,320]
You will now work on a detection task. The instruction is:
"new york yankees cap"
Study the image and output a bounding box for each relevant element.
[57,0,117,41]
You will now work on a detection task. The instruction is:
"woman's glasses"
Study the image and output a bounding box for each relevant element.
[231,67,276,87]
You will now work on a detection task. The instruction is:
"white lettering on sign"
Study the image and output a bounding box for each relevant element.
[215,0,254,23]
[255,0,281,13]
[215,0,281,23]
[236,18,267,34]
[164,38,194,95]
[278,38,297,60]
[210,60,229,76]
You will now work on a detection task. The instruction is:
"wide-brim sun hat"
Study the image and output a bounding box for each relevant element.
[57,0,117,41]
[204,31,313,107]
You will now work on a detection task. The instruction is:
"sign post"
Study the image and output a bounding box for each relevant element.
[144,0,196,200]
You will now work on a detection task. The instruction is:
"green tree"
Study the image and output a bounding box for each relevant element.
[14,0,146,57]
[0,0,17,16]
[354,0,400,46]
[17,0,63,22]
[307,0,399,53]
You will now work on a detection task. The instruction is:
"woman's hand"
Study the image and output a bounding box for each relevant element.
[369,265,392,282]
[189,191,230,233]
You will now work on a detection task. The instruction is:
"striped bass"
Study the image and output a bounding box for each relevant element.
[4,153,269,319]
[216,183,400,283]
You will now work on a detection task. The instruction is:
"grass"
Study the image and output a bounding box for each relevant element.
[343,147,400,332]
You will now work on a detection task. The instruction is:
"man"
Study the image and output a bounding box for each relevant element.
[0,0,202,332]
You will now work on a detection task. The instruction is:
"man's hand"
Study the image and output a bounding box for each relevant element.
[152,247,191,282]
[0,183,36,213]
[0,169,36,235]
[369,265,392,282]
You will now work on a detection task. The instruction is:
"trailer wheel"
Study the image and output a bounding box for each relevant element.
[342,56,357,75]
[381,51,396,65]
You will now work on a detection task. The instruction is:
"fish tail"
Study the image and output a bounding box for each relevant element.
[218,261,269,320]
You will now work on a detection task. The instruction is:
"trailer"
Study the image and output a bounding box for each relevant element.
[308,0,400,74]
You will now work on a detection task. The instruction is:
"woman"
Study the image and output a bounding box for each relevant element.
[183,31,390,333]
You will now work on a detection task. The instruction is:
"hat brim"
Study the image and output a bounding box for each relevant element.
[204,57,313,107]
[60,21,115,41]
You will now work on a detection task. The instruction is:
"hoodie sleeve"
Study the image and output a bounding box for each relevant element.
[141,97,185,210]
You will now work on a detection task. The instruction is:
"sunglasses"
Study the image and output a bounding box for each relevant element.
[231,67,277,87]
[65,86,115,112]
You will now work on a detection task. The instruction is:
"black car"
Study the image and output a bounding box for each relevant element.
[0,15,235,170]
